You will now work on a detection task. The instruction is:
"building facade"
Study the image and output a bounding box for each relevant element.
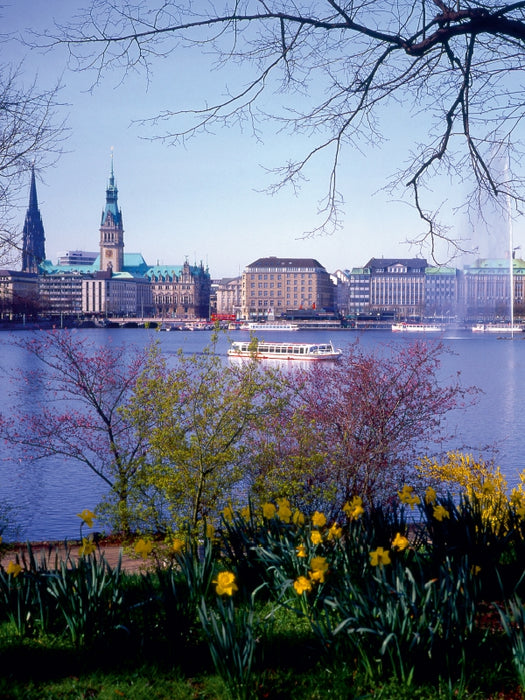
[242,256,335,320]
[214,276,242,318]
[0,270,39,318]
[145,261,211,319]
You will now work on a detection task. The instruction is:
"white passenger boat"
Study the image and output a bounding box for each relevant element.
[227,340,342,361]
[391,323,441,332]
[239,322,299,331]
[471,323,524,333]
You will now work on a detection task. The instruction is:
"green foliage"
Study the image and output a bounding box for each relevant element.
[122,331,291,532]
[45,549,124,648]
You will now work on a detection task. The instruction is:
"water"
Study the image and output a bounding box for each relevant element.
[0,327,523,541]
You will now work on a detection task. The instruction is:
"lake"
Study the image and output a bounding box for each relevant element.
[0,327,523,541]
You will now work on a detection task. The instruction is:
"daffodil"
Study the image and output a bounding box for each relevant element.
[312,511,327,528]
[6,561,22,577]
[296,543,307,558]
[240,506,250,520]
[309,569,326,584]
[327,523,343,540]
[310,530,322,546]
[369,546,391,567]
[433,504,450,522]
[214,571,238,596]
[135,538,153,559]
[77,509,96,528]
[398,485,421,509]
[425,487,437,505]
[391,532,409,551]
[292,509,305,526]
[262,502,276,519]
[206,523,215,539]
[277,499,292,523]
[79,536,96,557]
[310,556,329,575]
[343,496,364,520]
[171,538,184,554]
[222,505,234,522]
[293,575,312,595]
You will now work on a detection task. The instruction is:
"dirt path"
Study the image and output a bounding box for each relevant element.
[1,541,147,574]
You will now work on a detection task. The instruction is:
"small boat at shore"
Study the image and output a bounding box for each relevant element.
[227,340,342,361]
[239,322,299,331]
[391,323,441,332]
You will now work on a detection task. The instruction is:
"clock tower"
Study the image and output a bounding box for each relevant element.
[99,153,124,272]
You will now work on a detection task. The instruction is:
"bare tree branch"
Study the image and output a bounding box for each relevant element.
[28,0,525,257]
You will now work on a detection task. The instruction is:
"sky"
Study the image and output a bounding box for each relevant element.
[3,1,521,278]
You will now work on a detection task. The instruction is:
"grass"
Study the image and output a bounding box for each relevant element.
[0,604,522,699]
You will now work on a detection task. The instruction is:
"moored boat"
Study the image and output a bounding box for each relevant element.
[227,340,342,361]
[239,322,299,331]
[391,323,441,332]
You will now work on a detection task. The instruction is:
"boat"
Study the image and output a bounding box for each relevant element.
[227,340,342,361]
[239,322,299,331]
[391,323,441,332]
[471,323,523,333]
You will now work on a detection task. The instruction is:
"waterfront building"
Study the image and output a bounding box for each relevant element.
[214,276,242,318]
[424,266,459,319]
[0,269,39,318]
[57,250,98,266]
[461,258,525,321]
[145,261,211,319]
[241,256,335,320]
[365,258,427,318]
[21,166,46,274]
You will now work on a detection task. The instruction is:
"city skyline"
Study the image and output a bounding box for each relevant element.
[4,1,522,279]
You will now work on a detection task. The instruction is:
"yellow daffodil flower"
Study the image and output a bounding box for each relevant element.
[214,571,238,596]
[392,532,409,551]
[262,503,276,519]
[135,539,153,559]
[296,544,307,558]
[240,506,250,520]
[222,505,234,522]
[369,546,391,567]
[277,503,292,523]
[171,538,185,555]
[293,575,313,595]
[310,530,323,546]
[292,509,305,526]
[309,569,326,584]
[327,523,343,540]
[79,536,96,557]
[433,505,450,522]
[206,523,215,539]
[77,509,96,528]
[425,487,437,505]
[312,511,327,528]
[343,496,364,520]
[310,556,329,574]
[398,485,421,509]
[6,561,22,577]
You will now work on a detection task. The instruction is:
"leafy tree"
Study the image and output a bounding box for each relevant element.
[249,340,476,515]
[122,332,291,533]
[39,0,525,251]
[0,330,150,534]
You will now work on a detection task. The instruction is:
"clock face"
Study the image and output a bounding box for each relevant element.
[106,250,113,257]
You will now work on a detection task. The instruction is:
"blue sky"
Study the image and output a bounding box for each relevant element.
[3,1,518,278]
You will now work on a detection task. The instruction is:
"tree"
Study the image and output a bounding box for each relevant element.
[0,330,150,534]
[122,332,291,533]
[39,0,525,254]
[249,339,476,516]
[0,63,66,265]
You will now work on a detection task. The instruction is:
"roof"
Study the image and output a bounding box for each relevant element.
[365,257,428,270]
[39,253,150,277]
[246,256,326,270]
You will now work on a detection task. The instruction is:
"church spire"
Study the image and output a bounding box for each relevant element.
[22,166,46,273]
[99,150,124,272]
